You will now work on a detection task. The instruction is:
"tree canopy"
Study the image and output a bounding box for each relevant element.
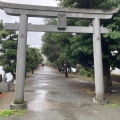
[42,0,120,91]
[0,21,43,79]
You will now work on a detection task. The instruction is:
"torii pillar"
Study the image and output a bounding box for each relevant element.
[93,18,107,104]
[10,14,28,109]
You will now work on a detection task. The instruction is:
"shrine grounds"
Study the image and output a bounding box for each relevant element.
[0,66,120,120]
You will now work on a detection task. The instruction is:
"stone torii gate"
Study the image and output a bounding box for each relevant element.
[0,1,118,109]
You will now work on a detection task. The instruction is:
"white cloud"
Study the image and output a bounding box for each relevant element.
[0,0,57,47]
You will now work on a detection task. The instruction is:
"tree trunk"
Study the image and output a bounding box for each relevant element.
[0,74,2,82]
[11,72,16,84]
[25,72,27,78]
[11,72,16,79]
[32,69,34,74]
[103,60,112,92]
[65,71,68,77]
[64,63,68,77]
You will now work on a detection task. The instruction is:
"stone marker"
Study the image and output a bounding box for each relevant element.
[57,14,67,29]
[0,82,10,92]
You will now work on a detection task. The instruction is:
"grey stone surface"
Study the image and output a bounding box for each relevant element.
[4,8,113,19]
[57,14,67,29]
[0,1,118,14]
[10,101,27,110]
[0,82,10,92]
[0,1,118,18]
[5,23,110,33]
[14,14,28,104]
[93,18,104,102]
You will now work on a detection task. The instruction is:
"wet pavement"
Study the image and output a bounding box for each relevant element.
[1,66,120,120]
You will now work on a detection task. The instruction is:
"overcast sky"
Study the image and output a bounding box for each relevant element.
[0,0,58,48]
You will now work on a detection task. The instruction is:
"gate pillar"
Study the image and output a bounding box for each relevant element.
[10,14,28,109]
[93,18,108,104]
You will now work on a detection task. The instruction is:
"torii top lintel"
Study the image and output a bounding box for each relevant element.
[0,1,119,19]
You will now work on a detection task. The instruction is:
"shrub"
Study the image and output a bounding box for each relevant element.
[79,67,94,78]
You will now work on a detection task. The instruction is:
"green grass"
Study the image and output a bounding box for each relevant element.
[0,109,14,117]
[104,102,118,108]
[0,109,26,117]
[15,110,26,116]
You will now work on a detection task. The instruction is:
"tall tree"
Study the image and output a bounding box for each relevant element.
[42,0,120,91]
[0,20,18,79]
[0,40,17,79]
[42,18,73,69]
[0,21,43,79]
[26,46,43,74]
[58,0,120,92]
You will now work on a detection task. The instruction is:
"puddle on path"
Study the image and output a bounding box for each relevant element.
[40,83,49,86]
[35,90,48,99]
[32,83,49,88]
[27,99,77,112]
[27,99,59,111]
[27,89,78,111]
[35,90,62,99]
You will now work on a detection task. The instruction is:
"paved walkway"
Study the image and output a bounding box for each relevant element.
[0,66,120,120]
